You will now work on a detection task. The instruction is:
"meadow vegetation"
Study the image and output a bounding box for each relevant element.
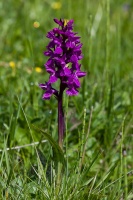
[0,0,133,199]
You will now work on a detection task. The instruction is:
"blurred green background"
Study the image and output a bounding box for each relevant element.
[0,0,133,197]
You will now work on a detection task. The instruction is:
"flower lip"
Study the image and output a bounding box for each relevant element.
[66,87,79,96]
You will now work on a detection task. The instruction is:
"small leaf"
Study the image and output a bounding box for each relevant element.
[32,125,66,167]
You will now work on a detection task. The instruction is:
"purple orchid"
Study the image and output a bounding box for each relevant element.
[39,18,86,100]
[39,19,86,149]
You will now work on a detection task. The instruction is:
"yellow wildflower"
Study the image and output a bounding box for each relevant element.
[9,61,16,68]
[51,2,62,10]
[35,67,42,73]
[33,21,40,28]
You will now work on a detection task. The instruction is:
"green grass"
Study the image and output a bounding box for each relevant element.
[0,0,133,199]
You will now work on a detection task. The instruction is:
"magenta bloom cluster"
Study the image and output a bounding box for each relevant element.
[39,18,86,100]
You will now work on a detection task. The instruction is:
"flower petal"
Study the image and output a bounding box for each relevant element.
[39,83,47,90]
[77,71,86,78]
[43,92,52,100]
[64,67,71,75]
[54,18,63,26]
[66,87,79,96]
[54,47,63,54]
[49,74,58,83]
[73,77,80,88]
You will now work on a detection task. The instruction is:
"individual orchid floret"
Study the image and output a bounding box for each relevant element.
[39,83,58,100]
